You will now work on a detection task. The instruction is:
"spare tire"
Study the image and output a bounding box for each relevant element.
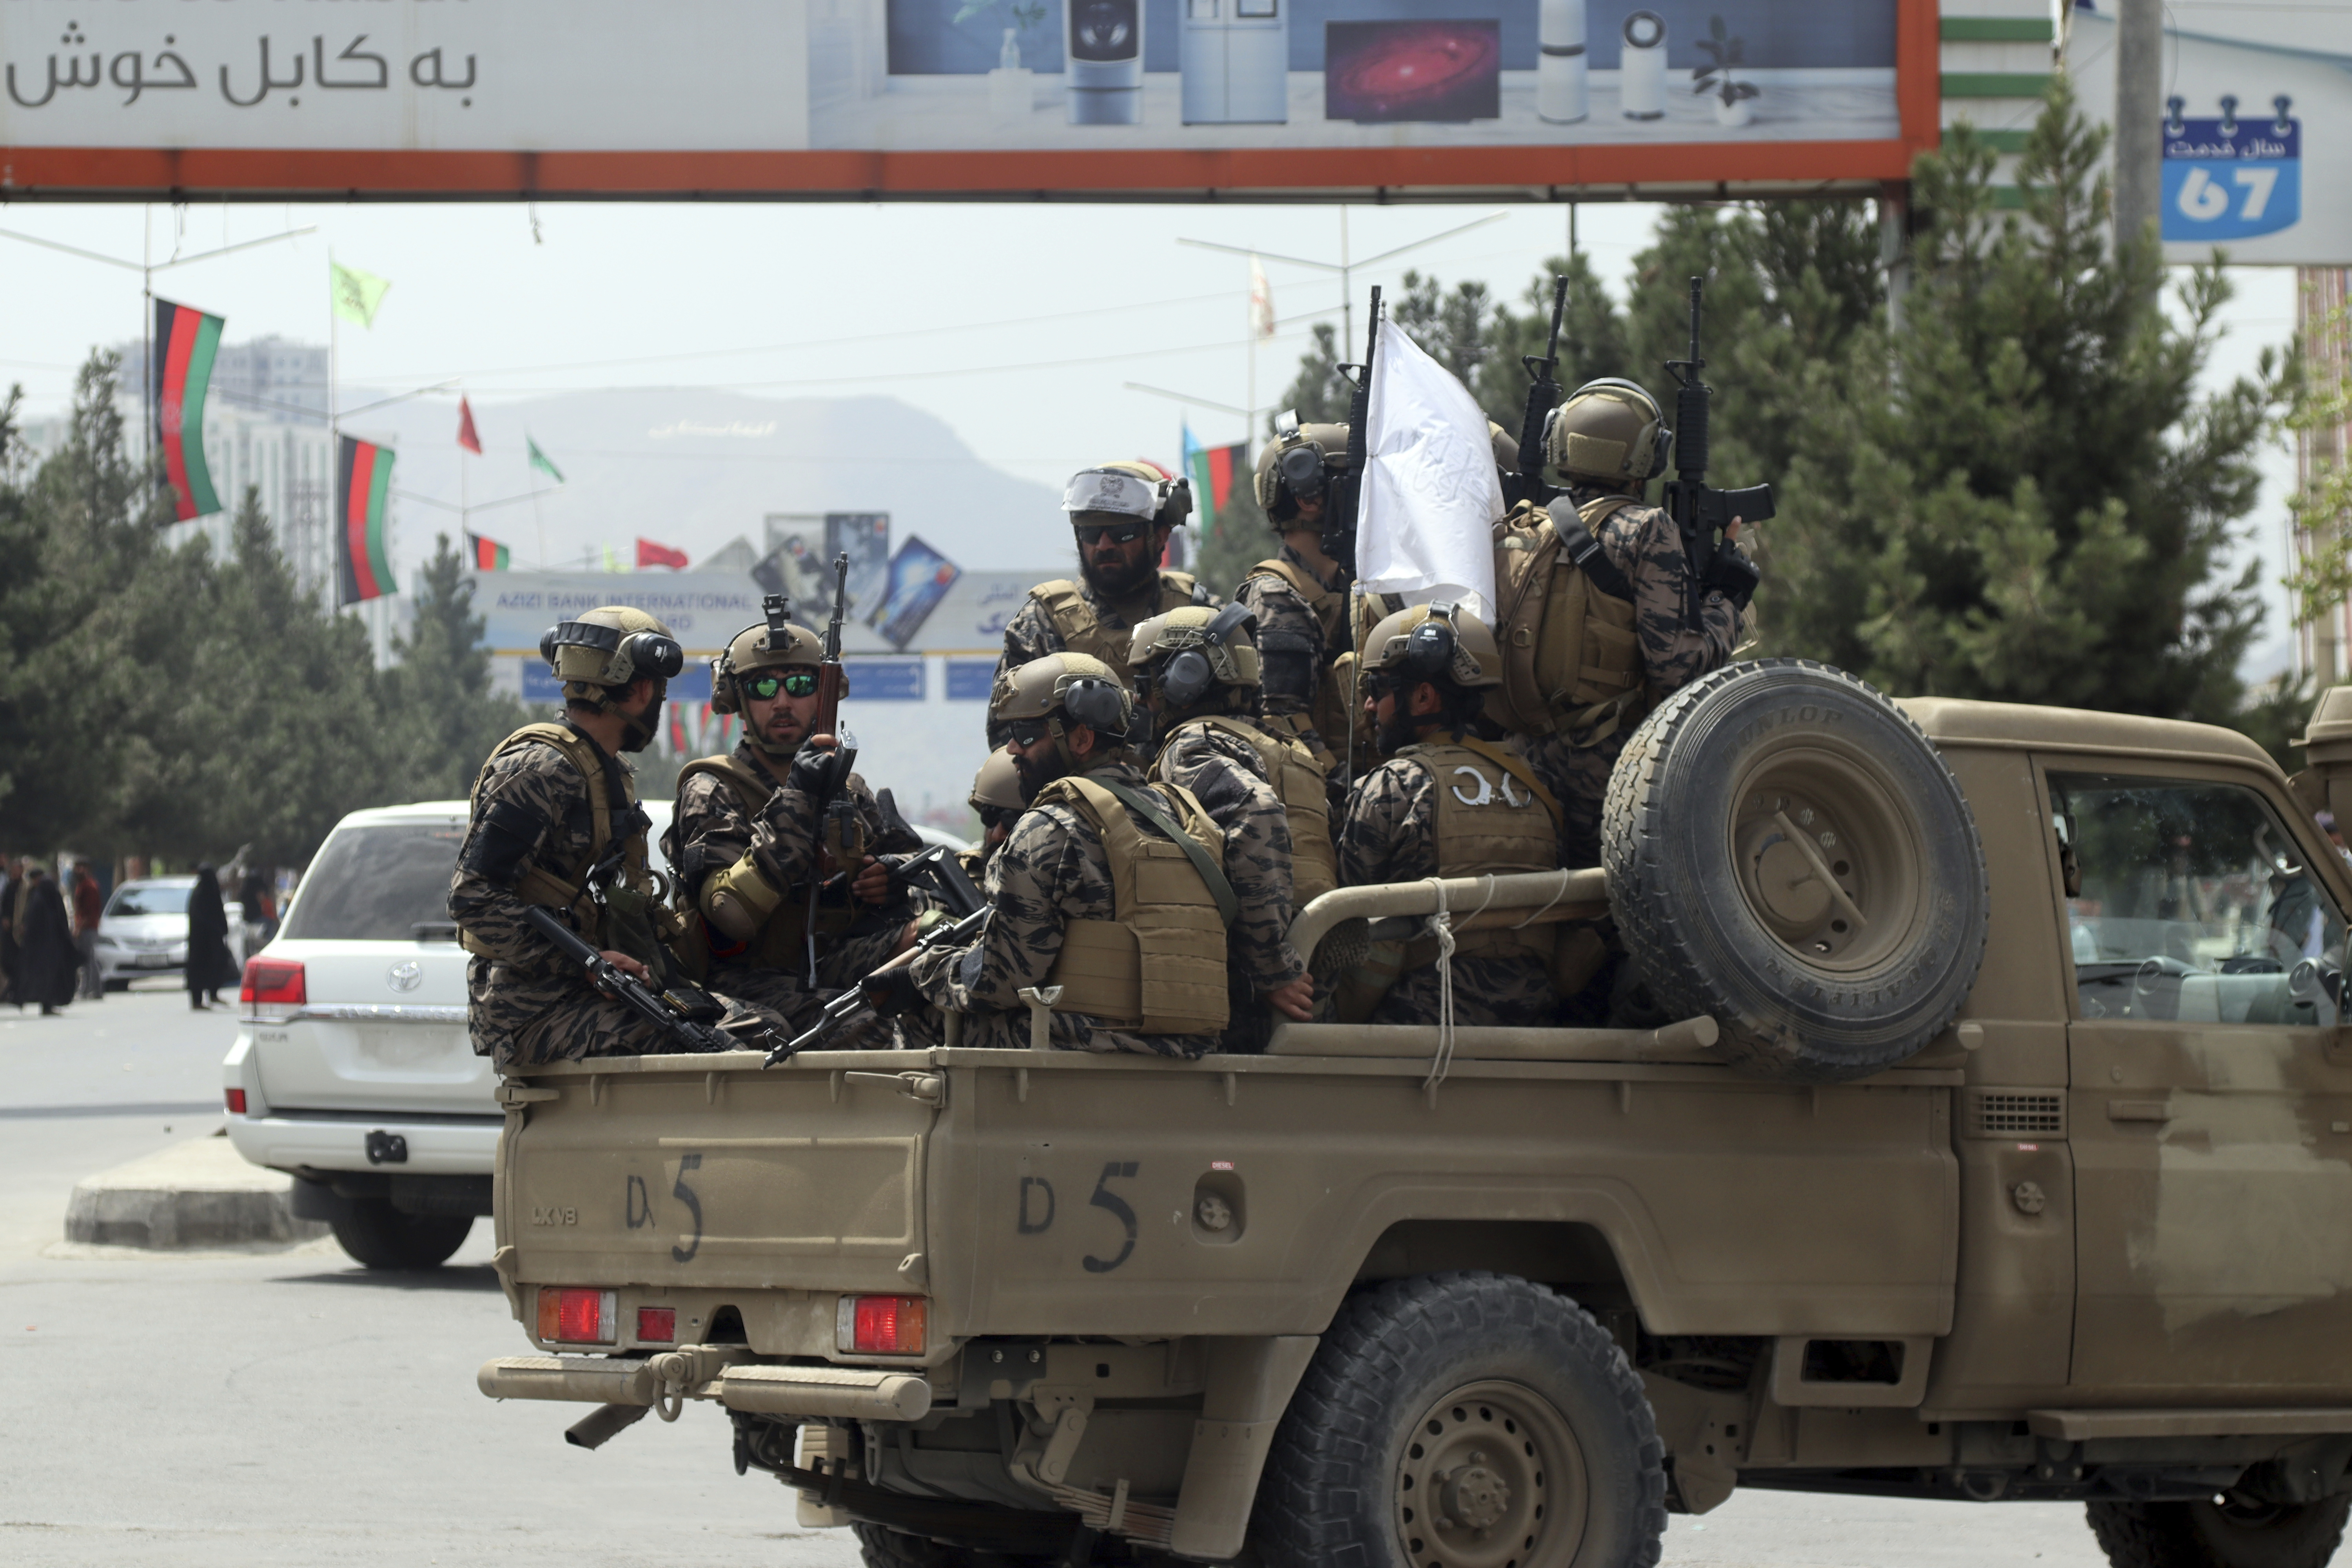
[1602,659,1987,1082]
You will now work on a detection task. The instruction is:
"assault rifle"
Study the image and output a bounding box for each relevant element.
[803,552,860,985]
[882,843,987,920]
[1661,276,1776,626]
[1509,274,1572,510]
[763,904,993,1065]
[1323,286,1383,579]
[521,905,765,1058]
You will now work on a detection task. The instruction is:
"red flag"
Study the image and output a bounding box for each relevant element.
[637,537,689,570]
[456,396,483,455]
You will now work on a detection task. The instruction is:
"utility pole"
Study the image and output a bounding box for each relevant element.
[2113,0,2163,256]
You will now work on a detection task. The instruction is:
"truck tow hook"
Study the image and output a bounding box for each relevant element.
[843,1071,945,1106]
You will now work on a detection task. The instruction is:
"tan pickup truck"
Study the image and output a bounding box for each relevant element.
[477,664,2352,1568]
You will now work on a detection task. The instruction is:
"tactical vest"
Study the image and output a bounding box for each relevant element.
[1398,738,1563,964]
[675,752,859,973]
[1031,573,1205,683]
[1034,773,1230,1036]
[1249,556,1357,768]
[1488,496,1646,747]
[462,722,661,967]
[1174,713,1338,910]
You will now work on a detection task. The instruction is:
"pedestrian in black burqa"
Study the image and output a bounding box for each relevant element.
[185,865,240,1011]
[14,866,80,1017]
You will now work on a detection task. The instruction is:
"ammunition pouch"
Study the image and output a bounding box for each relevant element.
[703,848,789,944]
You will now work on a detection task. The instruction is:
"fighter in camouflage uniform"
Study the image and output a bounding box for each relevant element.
[663,612,925,1037]
[1338,604,1565,1029]
[1128,604,1319,1051]
[450,607,766,1070]
[963,750,1025,883]
[1505,379,1757,869]
[869,654,1239,1059]
[1235,420,1356,784]
[989,461,1217,746]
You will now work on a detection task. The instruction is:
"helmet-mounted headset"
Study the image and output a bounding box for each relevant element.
[1145,601,1258,710]
[538,619,685,686]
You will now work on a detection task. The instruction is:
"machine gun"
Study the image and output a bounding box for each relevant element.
[1322,286,1383,579]
[1508,274,1572,510]
[803,552,860,985]
[521,905,769,1058]
[763,904,993,1065]
[1661,276,1776,626]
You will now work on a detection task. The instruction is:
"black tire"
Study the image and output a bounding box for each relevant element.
[329,1200,471,1270]
[1257,1271,1666,1568]
[1602,659,1989,1082]
[2089,1496,2351,1568]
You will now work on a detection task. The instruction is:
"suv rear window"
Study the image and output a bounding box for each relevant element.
[280,822,467,942]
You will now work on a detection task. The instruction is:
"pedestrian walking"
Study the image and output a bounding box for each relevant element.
[15,866,79,1016]
[185,865,240,1011]
[71,862,105,1000]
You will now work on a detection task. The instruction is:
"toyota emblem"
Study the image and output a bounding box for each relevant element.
[387,961,423,994]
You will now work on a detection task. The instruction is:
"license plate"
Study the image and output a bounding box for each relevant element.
[133,955,169,968]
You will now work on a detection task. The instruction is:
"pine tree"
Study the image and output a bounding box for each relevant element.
[382,533,529,801]
[1764,80,2281,720]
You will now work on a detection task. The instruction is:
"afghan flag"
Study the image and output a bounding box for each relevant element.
[637,537,689,570]
[335,435,397,606]
[152,298,225,521]
[1182,424,1248,534]
[464,530,510,571]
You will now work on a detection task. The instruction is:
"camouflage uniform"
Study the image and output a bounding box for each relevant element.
[988,574,1216,747]
[1337,755,1559,1028]
[1510,488,1742,868]
[1236,544,1352,784]
[664,739,924,1039]
[450,728,751,1071]
[906,759,1225,1060]
[1149,717,1307,1053]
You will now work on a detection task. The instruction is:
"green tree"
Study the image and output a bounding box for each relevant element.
[1189,465,1277,602]
[1275,322,1349,426]
[1764,82,2281,722]
[382,533,530,801]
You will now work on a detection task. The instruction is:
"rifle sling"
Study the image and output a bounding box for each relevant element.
[1556,508,1636,604]
[1094,778,1242,929]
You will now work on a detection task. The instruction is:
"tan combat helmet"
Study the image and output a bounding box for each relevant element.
[969,750,1026,815]
[1255,413,1349,525]
[999,652,1134,765]
[709,610,827,753]
[1360,601,1504,690]
[1543,379,1673,486]
[1127,603,1261,710]
[538,605,684,752]
[1063,460,1192,532]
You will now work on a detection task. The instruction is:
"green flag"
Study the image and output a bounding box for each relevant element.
[330,262,392,327]
[528,434,565,484]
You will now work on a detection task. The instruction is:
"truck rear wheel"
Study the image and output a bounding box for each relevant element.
[2087,1495,2351,1568]
[1257,1272,1665,1568]
[330,1200,470,1270]
[1602,659,1989,1082]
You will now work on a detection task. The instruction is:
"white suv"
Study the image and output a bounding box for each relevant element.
[224,799,672,1269]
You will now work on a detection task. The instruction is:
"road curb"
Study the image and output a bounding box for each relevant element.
[64,1136,329,1249]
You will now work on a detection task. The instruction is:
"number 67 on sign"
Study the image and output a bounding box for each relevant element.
[2164,110,2300,242]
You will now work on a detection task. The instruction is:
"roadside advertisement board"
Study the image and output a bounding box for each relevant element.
[0,0,1936,198]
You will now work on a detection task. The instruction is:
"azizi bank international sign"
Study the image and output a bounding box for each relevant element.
[0,0,1939,201]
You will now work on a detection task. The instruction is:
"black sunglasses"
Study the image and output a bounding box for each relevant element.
[1005,718,1053,747]
[1074,521,1149,547]
[744,670,820,701]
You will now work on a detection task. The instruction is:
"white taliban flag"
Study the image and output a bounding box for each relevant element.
[1357,316,1501,622]
[1249,255,1276,338]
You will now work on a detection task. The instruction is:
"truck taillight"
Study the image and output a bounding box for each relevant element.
[240,958,305,1008]
[225,1089,247,1114]
[637,1307,676,1343]
[841,1295,926,1356]
[537,1287,616,1345]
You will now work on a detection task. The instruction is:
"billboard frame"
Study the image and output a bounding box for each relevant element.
[0,0,1938,203]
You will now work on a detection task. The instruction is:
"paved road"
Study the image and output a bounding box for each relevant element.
[0,989,2116,1566]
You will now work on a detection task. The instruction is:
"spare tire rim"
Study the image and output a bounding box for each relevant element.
[1394,1378,1586,1568]
[1728,739,1927,975]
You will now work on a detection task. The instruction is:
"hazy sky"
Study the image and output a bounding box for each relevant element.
[0,198,2301,674]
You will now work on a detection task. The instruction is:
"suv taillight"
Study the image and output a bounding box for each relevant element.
[240,958,305,1008]
[537,1287,617,1345]
[841,1295,926,1355]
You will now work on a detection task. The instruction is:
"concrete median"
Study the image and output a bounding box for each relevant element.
[65,1135,329,1249]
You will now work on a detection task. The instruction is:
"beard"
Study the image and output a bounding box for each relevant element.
[617,681,668,753]
[1012,745,1073,805]
[1079,546,1156,599]
[1376,699,1422,757]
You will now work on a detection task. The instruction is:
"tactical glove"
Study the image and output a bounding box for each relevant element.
[862,965,924,1018]
[1703,539,1761,611]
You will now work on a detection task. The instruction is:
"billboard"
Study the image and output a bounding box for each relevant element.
[2071,6,2352,266]
[0,0,1937,200]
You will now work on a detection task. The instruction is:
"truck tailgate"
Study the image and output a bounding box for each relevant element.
[502,1051,936,1296]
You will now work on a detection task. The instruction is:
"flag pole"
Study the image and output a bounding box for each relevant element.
[328,246,341,618]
